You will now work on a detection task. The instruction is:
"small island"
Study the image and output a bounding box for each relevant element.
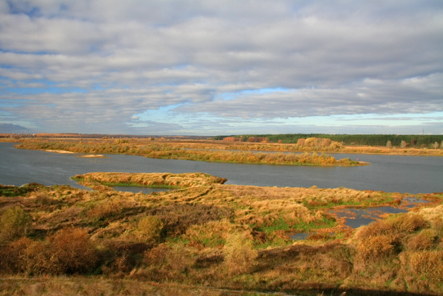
[13,136,368,167]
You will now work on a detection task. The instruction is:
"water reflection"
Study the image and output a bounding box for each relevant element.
[333,207,407,228]
[291,197,431,240]
[291,233,310,240]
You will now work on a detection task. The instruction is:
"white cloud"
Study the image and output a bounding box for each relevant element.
[0,0,442,134]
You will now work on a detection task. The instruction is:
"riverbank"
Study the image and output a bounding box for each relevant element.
[1,172,442,295]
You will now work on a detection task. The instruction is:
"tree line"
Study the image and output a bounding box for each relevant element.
[214,134,443,147]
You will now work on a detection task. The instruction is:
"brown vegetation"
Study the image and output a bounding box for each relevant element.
[1,172,442,295]
[15,138,367,166]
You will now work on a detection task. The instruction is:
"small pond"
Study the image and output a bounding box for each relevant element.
[333,207,407,229]
[291,197,431,240]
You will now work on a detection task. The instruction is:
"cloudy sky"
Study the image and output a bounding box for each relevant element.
[1,0,442,135]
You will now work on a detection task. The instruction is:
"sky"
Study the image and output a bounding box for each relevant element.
[0,0,442,136]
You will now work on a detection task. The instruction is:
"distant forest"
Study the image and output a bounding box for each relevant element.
[213,134,443,147]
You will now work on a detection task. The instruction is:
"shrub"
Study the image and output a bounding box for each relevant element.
[0,237,33,273]
[390,214,428,235]
[87,198,124,220]
[223,232,258,276]
[22,239,49,275]
[401,250,443,284]
[321,138,332,147]
[185,219,235,247]
[46,227,97,274]
[355,213,428,240]
[137,216,164,243]
[357,235,395,261]
[0,206,32,241]
[144,243,169,267]
[406,229,438,251]
[430,216,443,236]
[141,243,194,281]
[329,141,342,150]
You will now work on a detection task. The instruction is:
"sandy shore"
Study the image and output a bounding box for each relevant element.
[45,150,75,154]
[77,154,106,158]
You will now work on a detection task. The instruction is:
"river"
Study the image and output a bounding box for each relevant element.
[0,142,442,194]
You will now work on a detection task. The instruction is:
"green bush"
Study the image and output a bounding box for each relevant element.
[138,216,164,243]
[0,206,32,242]
[223,232,258,276]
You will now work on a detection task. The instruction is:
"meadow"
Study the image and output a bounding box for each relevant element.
[1,172,443,295]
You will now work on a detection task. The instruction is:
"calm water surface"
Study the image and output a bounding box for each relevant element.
[0,143,442,194]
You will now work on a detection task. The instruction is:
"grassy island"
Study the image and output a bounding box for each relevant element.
[15,139,367,167]
[1,172,443,295]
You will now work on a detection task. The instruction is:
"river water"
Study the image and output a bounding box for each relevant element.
[0,143,442,194]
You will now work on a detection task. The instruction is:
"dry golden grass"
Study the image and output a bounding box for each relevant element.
[16,139,366,166]
[75,172,227,188]
[341,145,443,156]
[137,215,164,243]
[1,172,443,295]
[223,232,258,276]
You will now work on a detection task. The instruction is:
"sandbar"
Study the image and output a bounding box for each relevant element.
[45,150,75,154]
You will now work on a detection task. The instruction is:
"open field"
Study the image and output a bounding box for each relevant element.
[1,172,443,295]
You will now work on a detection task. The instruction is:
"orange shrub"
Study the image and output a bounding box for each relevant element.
[0,237,33,273]
[406,229,438,251]
[357,235,395,261]
[142,243,194,281]
[46,227,97,274]
[400,250,443,284]
[23,239,49,275]
[390,214,428,235]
